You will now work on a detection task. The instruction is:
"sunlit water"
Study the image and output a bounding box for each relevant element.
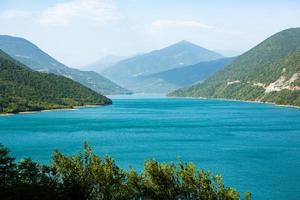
[1,97,300,200]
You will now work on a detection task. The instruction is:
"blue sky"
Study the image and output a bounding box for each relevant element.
[0,0,299,67]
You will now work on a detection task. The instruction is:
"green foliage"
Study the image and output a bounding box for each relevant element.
[169,28,300,107]
[262,90,300,107]
[0,143,250,200]
[0,50,112,113]
[0,144,16,188]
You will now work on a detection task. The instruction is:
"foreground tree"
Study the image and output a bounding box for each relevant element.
[0,143,250,200]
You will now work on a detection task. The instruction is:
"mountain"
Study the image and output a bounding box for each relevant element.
[169,28,300,107]
[82,55,126,72]
[94,55,125,66]
[124,57,234,93]
[102,40,223,92]
[0,49,112,113]
[0,35,130,95]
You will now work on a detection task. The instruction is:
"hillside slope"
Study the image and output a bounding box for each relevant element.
[125,57,234,93]
[102,40,223,92]
[169,28,300,107]
[82,55,126,72]
[0,49,111,113]
[0,35,130,95]
[102,41,223,80]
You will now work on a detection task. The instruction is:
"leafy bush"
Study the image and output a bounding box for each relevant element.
[0,143,250,200]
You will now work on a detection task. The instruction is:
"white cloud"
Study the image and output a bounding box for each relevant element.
[0,10,31,19]
[37,0,118,25]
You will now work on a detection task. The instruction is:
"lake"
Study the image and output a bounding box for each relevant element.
[0,96,300,200]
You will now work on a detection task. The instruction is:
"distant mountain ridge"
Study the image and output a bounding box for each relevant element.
[145,57,235,85]
[102,40,224,92]
[124,57,234,93]
[169,28,300,107]
[0,49,111,113]
[82,55,126,72]
[0,35,130,95]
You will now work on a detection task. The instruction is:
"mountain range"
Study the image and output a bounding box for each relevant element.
[2,27,298,107]
[0,35,130,95]
[0,49,111,113]
[82,55,126,72]
[169,28,300,107]
[101,40,224,93]
[124,57,234,93]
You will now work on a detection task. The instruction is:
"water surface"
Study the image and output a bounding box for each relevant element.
[1,97,300,200]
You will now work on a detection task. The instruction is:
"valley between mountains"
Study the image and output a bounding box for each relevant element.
[1,28,300,113]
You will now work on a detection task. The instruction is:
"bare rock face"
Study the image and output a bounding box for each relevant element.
[265,73,300,93]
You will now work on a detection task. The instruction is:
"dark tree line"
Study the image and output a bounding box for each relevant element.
[0,143,251,200]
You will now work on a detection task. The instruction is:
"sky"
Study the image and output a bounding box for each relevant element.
[0,0,300,68]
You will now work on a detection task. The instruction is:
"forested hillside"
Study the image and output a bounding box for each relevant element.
[169,28,300,107]
[0,50,111,113]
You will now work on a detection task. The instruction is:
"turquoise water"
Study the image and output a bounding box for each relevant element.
[1,97,300,200]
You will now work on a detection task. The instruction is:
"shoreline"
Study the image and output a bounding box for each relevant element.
[168,95,300,109]
[1,96,299,117]
[0,104,104,116]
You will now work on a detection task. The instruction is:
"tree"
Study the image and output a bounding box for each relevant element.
[0,143,250,200]
[0,144,17,198]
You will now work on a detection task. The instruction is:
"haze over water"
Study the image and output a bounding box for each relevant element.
[1,97,300,200]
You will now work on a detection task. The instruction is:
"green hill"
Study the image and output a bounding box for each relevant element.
[169,28,300,107]
[0,49,112,113]
[0,35,130,95]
